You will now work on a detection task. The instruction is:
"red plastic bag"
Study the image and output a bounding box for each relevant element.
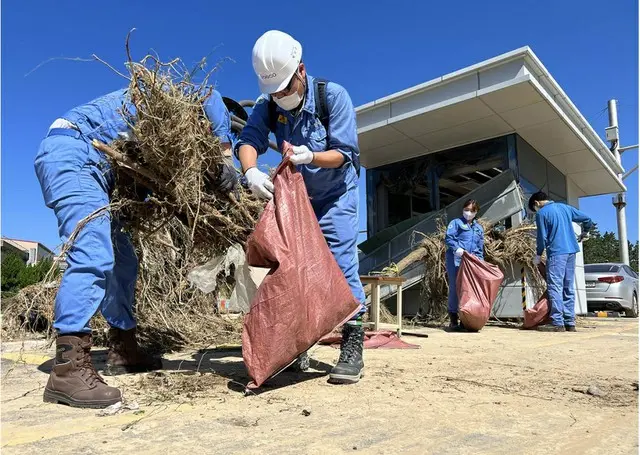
[456,252,504,331]
[242,160,360,389]
[523,263,551,329]
[523,292,550,329]
[319,331,420,350]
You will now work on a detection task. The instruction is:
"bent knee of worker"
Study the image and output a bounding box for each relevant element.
[66,221,116,273]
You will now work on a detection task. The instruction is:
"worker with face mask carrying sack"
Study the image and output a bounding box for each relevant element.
[236,30,366,384]
[34,87,236,409]
[444,199,485,331]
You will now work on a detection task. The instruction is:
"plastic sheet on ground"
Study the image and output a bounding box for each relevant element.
[319,330,420,349]
[457,252,504,331]
[242,159,360,389]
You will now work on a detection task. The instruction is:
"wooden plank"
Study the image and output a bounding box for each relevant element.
[360,276,407,285]
[396,284,403,336]
[371,284,380,331]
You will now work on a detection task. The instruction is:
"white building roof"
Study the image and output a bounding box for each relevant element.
[355,47,625,196]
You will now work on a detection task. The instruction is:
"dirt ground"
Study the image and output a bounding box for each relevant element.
[1,318,638,454]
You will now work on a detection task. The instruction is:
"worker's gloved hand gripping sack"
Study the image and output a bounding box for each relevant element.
[242,157,360,389]
[456,252,504,331]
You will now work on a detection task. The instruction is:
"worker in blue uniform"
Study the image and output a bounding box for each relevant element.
[34,87,235,408]
[236,30,366,384]
[445,199,485,331]
[529,191,593,332]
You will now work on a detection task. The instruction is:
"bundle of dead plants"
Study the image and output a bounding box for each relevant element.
[104,43,264,255]
[368,219,545,320]
[2,41,266,351]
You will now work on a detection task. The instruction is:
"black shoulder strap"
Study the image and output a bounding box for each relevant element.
[268,97,278,133]
[314,78,360,177]
[314,78,330,132]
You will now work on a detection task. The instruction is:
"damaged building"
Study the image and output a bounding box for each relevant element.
[355,47,626,318]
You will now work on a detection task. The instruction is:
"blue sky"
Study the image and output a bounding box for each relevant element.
[2,0,638,251]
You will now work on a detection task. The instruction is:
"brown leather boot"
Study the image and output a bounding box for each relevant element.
[43,334,121,408]
[104,327,162,376]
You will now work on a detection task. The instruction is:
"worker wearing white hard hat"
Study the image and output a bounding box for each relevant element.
[235,30,366,385]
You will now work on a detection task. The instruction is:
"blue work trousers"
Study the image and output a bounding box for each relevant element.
[546,253,577,327]
[312,186,366,318]
[34,131,138,334]
[445,253,460,314]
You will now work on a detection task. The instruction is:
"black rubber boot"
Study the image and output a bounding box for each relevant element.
[447,313,466,332]
[448,312,459,328]
[329,324,364,384]
[285,351,310,372]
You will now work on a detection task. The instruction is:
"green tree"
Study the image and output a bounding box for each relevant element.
[1,254,27,295]
[18,258,57,288]
[583,229,639,271]
[1,255,59,297]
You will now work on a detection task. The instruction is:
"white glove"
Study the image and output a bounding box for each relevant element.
[533,255,541,266]
[455,248,464,258]
[244,167,274,200]
[289,145,314,166]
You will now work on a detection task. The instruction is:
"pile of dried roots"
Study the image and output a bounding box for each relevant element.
[2,44,266,351]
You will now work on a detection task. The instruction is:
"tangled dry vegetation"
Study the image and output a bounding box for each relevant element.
[369,220,544,320]
[2,40,264,351]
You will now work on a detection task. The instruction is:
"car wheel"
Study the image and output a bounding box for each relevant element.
[625,293,638,318]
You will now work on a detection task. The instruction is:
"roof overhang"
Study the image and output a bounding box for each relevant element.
[356,47,625,196]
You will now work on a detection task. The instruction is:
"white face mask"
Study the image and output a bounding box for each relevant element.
[463,210,476,221]
[273,90,303,111]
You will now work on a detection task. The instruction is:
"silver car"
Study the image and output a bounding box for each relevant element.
[585,263,639,317]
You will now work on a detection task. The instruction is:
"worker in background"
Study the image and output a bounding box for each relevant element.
[34,88,236,409]
[445,199,485,331]
[236,30,366,384]
[529,191,593,332]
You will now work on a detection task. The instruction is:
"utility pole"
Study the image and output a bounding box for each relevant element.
[606,99,630,265]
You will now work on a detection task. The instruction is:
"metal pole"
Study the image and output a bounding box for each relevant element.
[619,144,639,153]
[608,99,630,265]
[623,164,638,181]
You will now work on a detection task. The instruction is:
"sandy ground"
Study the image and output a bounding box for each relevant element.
[1,318,638,454]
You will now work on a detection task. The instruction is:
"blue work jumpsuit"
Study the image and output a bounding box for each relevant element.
[535,202,593,327]
[235,74,366,315]
[444,218,485,314]
[34,88,231,334]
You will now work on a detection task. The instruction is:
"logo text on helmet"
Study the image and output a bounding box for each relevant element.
[260,73,277,80]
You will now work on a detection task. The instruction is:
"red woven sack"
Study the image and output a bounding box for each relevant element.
[242,159,360,389]
[457,252,504,331]
[523,263,551,329]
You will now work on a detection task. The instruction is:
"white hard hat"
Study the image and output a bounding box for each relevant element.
[252,30,302,94]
